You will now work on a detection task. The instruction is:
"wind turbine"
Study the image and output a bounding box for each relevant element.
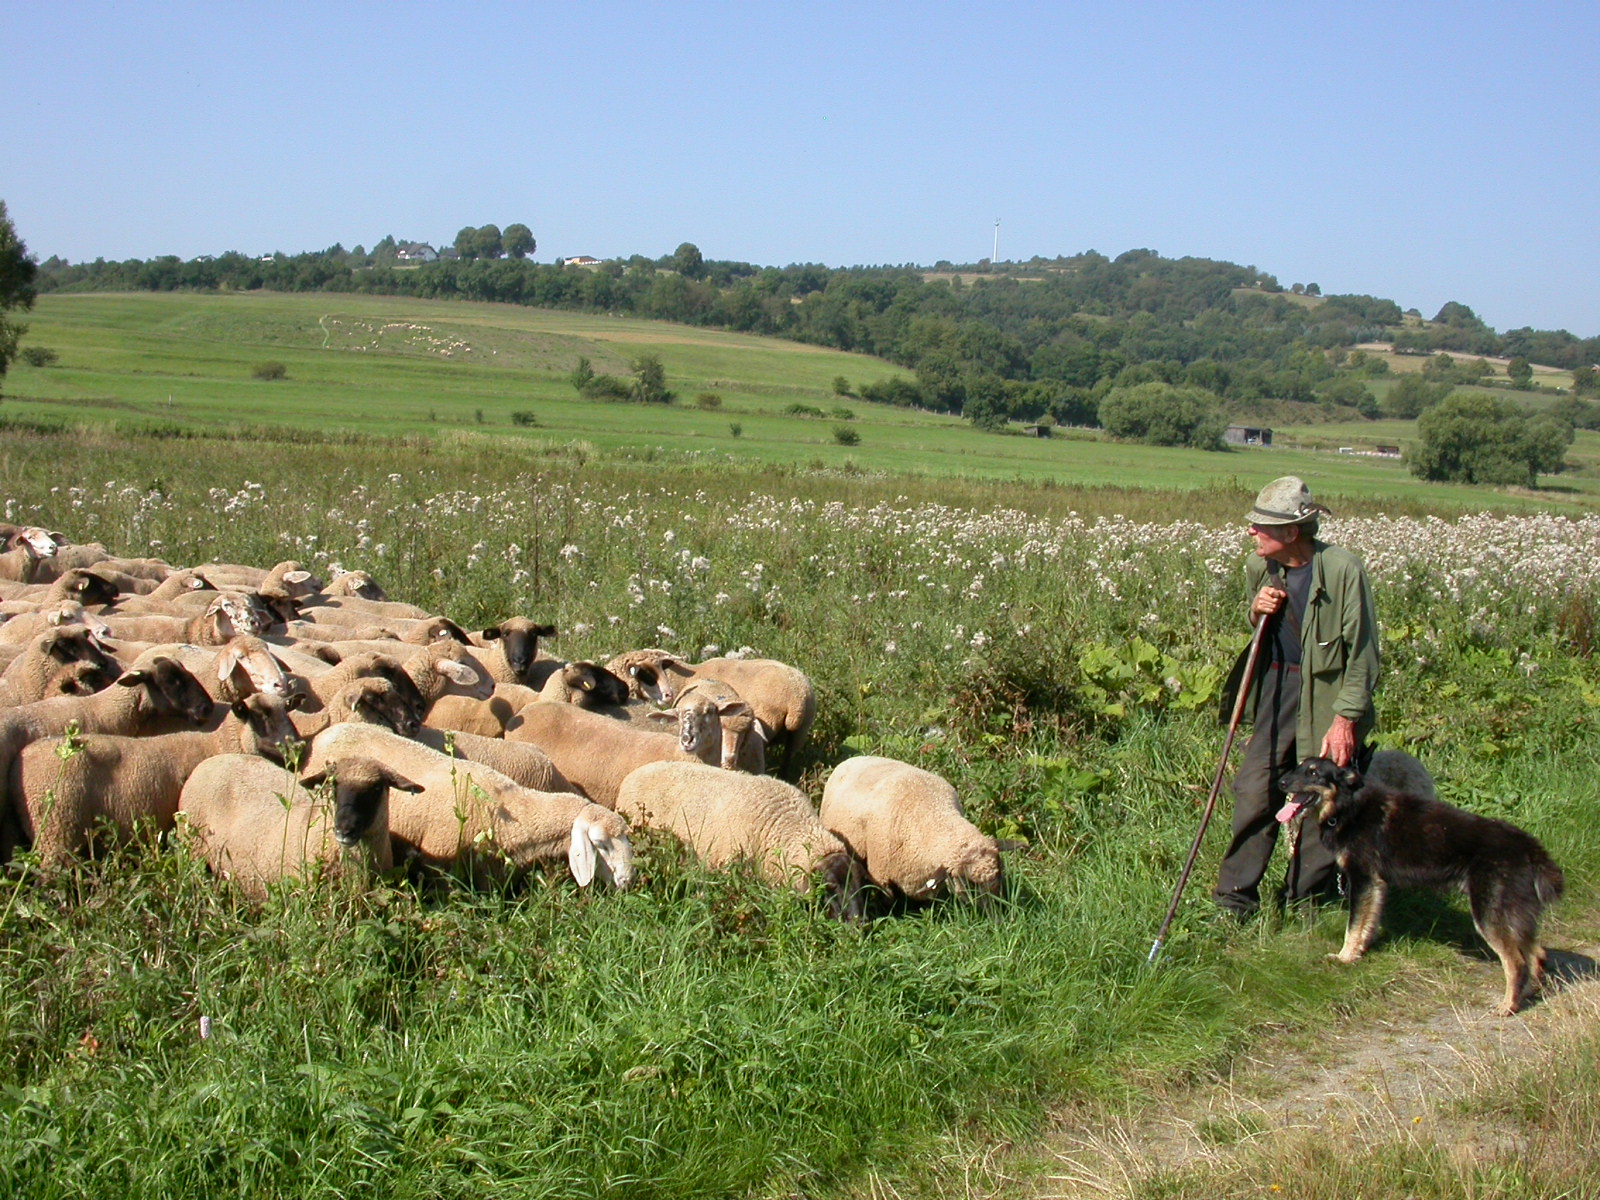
[992,219,1000,264]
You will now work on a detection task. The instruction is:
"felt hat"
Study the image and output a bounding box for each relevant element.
[1245,476,1331,526]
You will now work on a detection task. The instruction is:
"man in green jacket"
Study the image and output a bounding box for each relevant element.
[1213,476,1380,917]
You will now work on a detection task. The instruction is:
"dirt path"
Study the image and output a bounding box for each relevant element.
[1029,945,1600,1197]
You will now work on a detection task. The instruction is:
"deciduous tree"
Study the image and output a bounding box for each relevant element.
[1410,392,1572,487]
[502,224,535,259]
[0,200,38,398]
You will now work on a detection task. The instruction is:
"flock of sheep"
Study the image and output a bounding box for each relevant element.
[0,524,1004,916]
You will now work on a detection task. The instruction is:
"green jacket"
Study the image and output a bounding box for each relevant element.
[1237,539,1380,750]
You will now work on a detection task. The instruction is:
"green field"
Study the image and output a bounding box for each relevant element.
[9,291,1600,511]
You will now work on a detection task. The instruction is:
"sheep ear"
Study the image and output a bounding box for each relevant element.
[534,624,557,638]
[382,769,425,795]
[644,710,674,724]
[299,767,329,789]
[568,819,597,887]
[216,645,244,680]
[116,670,147,689]
[436,660,481,686]
[480,626,503,641]
[717,699,754,718]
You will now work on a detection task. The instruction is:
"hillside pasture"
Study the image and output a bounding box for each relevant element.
[10,292,1600,510]
[1,427,1599,1196]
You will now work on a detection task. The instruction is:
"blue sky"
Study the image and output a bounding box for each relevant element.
[5,1,1597,336]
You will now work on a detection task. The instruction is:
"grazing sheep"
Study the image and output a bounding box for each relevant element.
[7,692,306,868]
[505,698,722,807]
[475,618,560,687]
[102,568,217,613]
[616,760,863,918]
[178,753,423,899]
[603,651,815,778]
[819,756,1003,904]
[406,726,571,792]
[306,723,632,888]
[0,628,122,706]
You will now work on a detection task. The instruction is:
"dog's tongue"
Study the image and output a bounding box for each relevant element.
[1275,796,1309,824]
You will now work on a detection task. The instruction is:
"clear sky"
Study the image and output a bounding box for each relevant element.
[5,1,1597,336]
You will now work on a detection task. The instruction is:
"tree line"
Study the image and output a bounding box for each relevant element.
[18,216,1600,459]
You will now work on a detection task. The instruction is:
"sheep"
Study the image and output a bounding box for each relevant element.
[131,636,296,704]
[615,760,863,918]
[324,569,388,601]
[0,657,215,848]
[305,723,632,888]
[286,651,429,738]
[536,660,632,709]
[297,592,432,624]
[819,756,1003,905]
[474,617,561,687]
[96,594,262,648]
[0,568,120,617]
[102,568,218,613]
[7,691,305,868]
[669,678,765,774]
[177,753,423,900]
[504,697,723,807]
[0,599,112,645]
[310,673,567,790]
[0,628,122,706]
[402,639,497,705]
[322,676,420,735]
[0,527,60,584]
[422,682,543,738]
[604,651,816,778]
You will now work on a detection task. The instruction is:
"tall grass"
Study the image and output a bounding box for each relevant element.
[2,427,1598,1196]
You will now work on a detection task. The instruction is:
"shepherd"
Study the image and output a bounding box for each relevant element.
[1211,476,1381,917]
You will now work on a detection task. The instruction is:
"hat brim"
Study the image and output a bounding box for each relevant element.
[1245,509,1303,526]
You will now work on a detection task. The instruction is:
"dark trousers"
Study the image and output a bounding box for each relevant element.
[1213,663,1342,914]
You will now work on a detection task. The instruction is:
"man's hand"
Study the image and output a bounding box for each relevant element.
[1251,585,1287,620]
[1320,715,1357,767]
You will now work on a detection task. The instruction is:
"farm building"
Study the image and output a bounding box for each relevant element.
[563,255,603,268]
[1224,424,1273,446]
[395,243,437,263]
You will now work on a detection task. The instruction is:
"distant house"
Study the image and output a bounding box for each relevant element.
[1375,444,1401,457]
[1018,423,1052,438]
[1224,424,1273,446]
[562,255,602,268]
[437,246,460,261]
[395,243,437,263]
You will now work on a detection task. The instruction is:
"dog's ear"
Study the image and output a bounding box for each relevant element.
[1340,765,1363,790]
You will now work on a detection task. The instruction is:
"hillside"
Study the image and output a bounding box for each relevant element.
[10,290,1600,510]
[32,247,1600,439]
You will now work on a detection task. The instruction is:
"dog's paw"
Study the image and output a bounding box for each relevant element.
[1329,950,1363,964]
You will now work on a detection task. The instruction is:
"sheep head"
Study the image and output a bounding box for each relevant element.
[569,807,634,889]
[120,656,216,726]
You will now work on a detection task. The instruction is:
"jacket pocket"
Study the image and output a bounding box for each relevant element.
[1309,636,1347,676]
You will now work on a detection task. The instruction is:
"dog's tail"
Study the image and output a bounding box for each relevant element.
[1537,855,1566,907]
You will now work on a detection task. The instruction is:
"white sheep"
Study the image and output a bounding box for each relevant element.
[819,756,1004,904]
[0,628,122,706]
[504,697,722,807]
[305,723,632,888]
[7,692,306,868]
[615,760,863,917]
[671,677,765,774]
[131,636,296,704]
[604,650,815,778]
[0,527,60,584]
[177,753,423,900]
[474,617,561,687]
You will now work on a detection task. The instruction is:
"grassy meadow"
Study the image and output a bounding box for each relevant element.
[3,298,1600,1197]
[9,291,1600,508]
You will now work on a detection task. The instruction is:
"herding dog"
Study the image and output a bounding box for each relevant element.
[1276,757,1564,1015]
